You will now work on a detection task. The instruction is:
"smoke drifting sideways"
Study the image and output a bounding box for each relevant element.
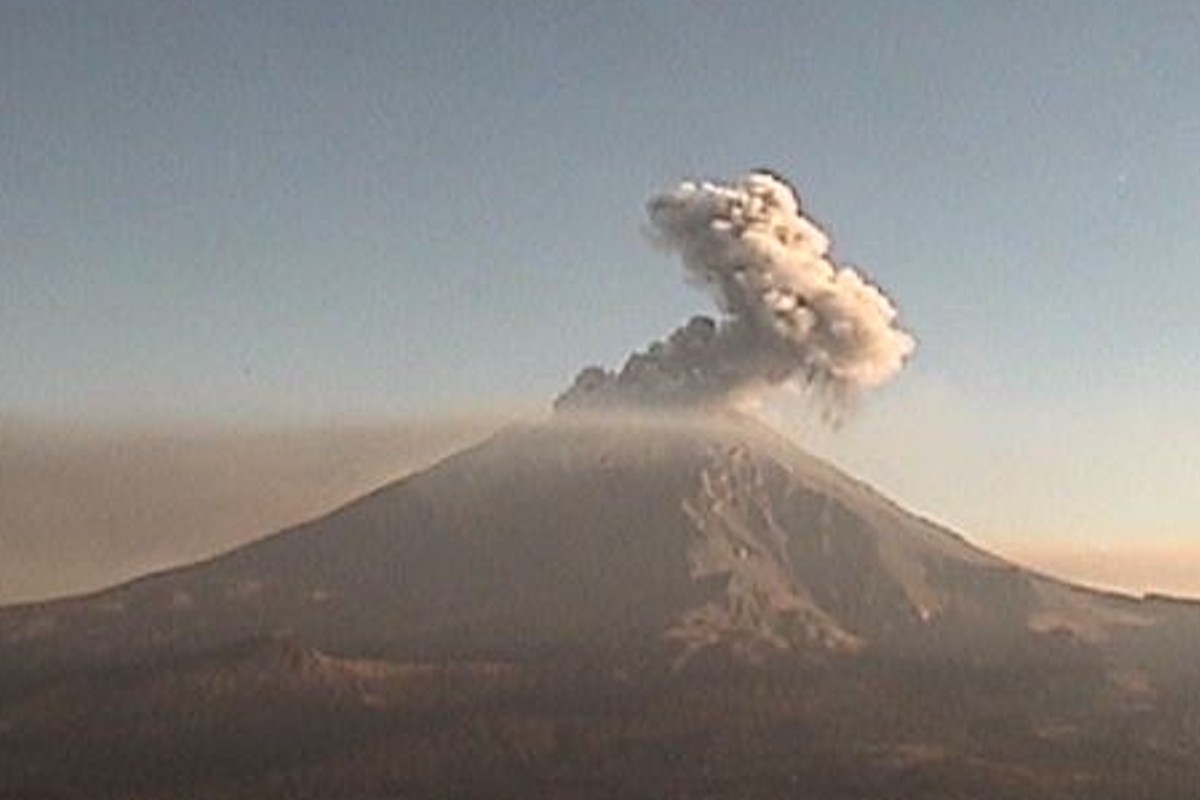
[555,171,916,418]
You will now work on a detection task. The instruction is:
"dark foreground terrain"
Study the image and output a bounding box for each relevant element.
[2,415,1198,798]
[3,637,1200,799]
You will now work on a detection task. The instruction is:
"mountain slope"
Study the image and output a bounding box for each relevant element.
[0,414,1160,679]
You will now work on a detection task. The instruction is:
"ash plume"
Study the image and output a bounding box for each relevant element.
[556,171,916,414]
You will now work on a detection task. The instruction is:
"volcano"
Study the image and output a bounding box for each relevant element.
[0,413,1168,674]
[3,414,1200,799]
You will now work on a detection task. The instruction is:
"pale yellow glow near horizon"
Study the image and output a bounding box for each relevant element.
[780,373,1200,598]
[997,539,1200,599]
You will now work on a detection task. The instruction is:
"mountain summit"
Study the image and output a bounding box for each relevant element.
[0,413,1156,677]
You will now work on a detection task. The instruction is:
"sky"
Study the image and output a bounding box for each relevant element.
[3,1,1199,584]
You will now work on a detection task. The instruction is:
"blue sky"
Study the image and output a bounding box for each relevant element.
[3,1,1199,555]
